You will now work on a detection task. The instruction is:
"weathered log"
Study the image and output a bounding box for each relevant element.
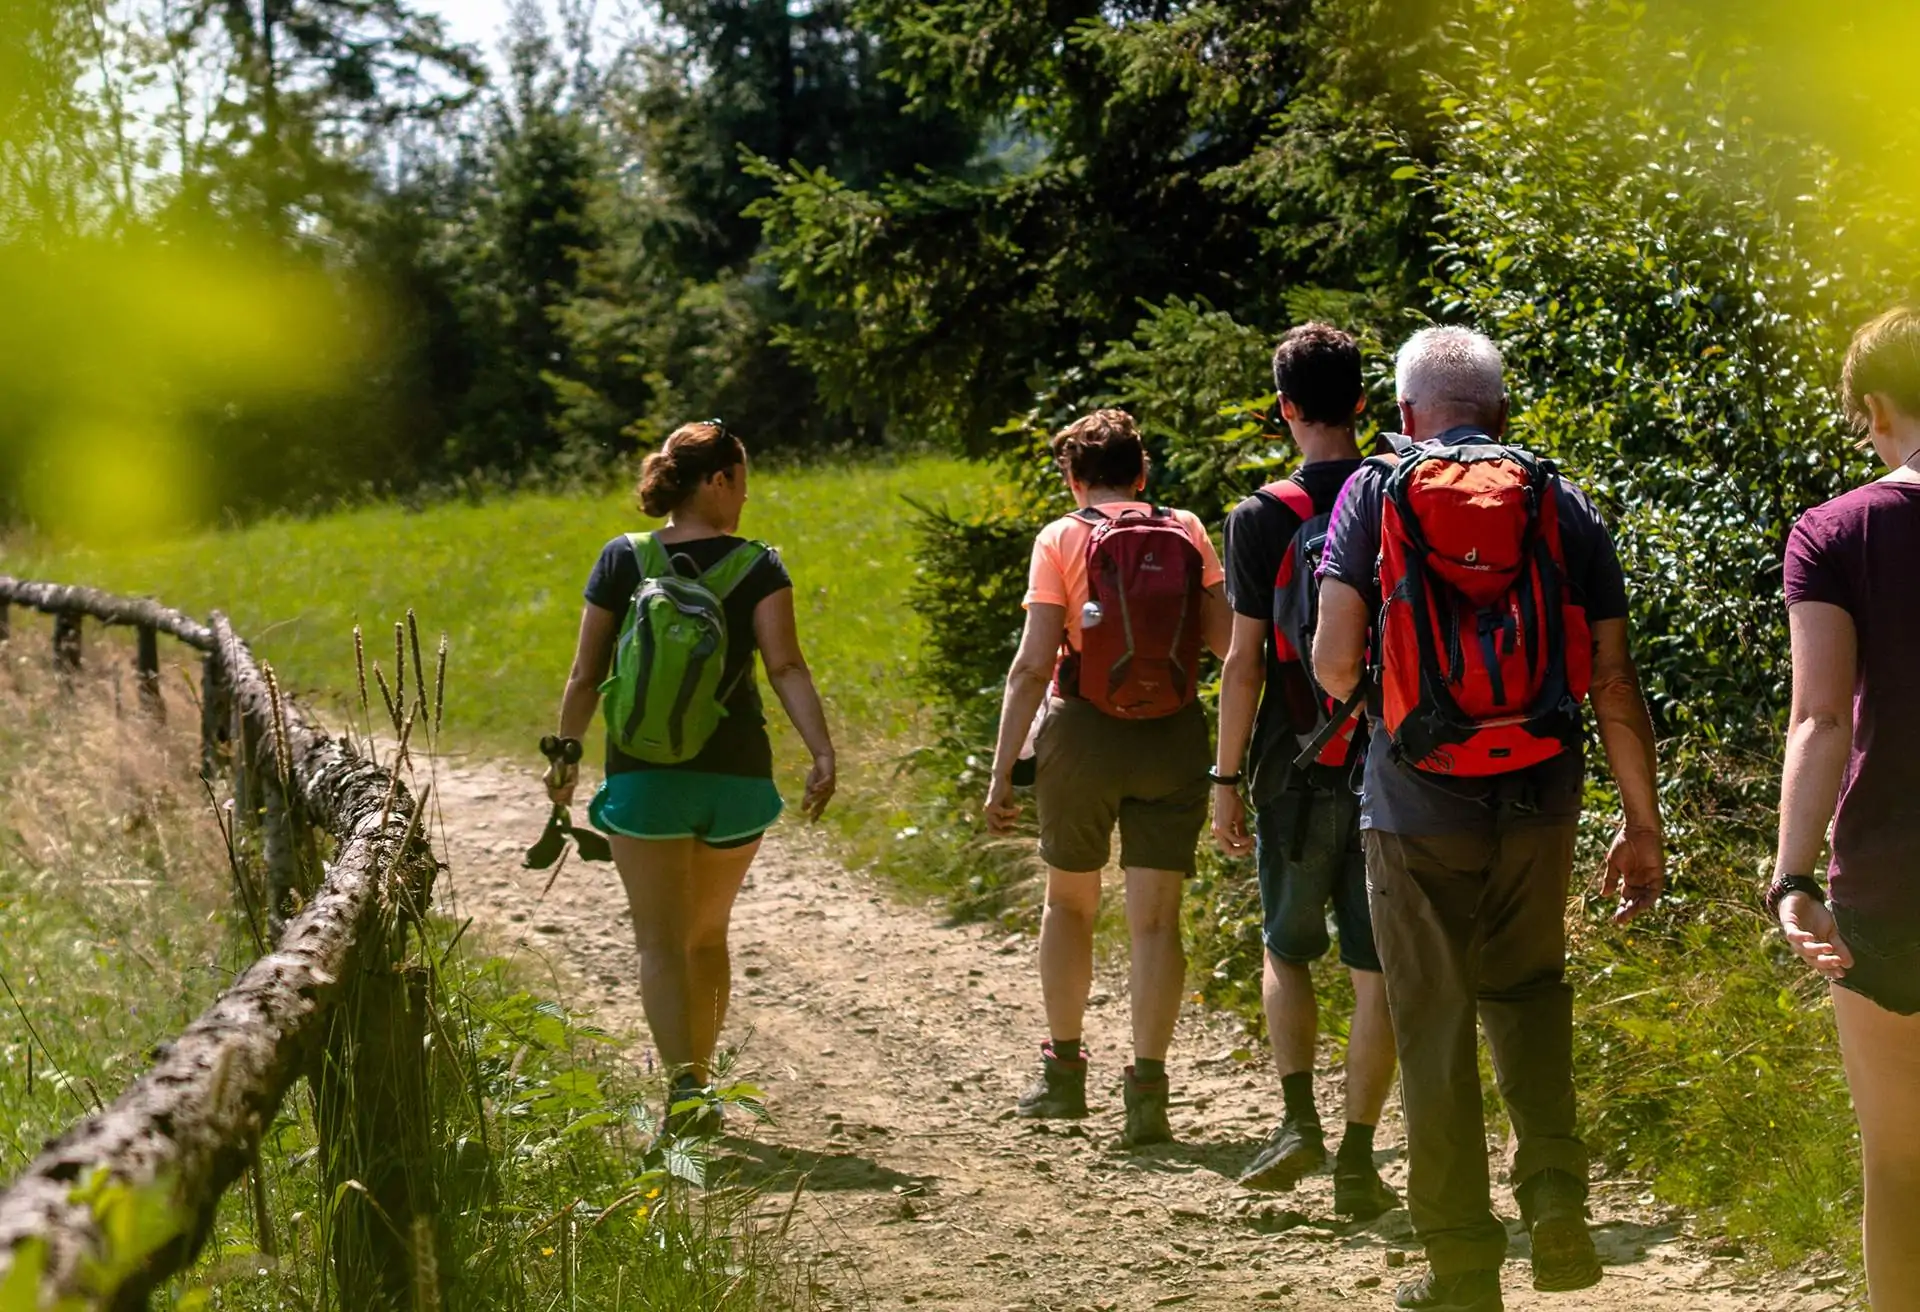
[0,578,213,652]
[0,615,434,1306]
[136,624,163,718]
[52,611,82,675]
[315,962,437,1308]
[199,651,230,785]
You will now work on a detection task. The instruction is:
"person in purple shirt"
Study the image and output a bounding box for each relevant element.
[1773,306,1920,1309]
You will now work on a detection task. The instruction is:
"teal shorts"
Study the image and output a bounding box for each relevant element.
[588,770,784,847]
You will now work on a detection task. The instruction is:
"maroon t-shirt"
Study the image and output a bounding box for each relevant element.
[1783,480,1920,918]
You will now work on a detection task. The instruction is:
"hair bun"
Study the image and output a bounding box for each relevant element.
[636,421,747,518]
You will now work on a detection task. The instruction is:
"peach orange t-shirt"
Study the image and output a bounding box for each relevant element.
[1024,502,1226,650]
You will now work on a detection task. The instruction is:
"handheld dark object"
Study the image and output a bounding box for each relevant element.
[526,736,613,868]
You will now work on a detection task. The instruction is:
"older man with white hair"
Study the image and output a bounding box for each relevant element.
[1309,327,1665,1311]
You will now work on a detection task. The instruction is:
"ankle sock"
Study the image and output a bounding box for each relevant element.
[1280,1071,1319,1128]
[1131,1057,1166,1084]
[1337,1121,1376,1164]
[1049,1038,1083,1064]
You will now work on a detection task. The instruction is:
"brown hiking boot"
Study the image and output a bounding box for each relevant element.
[1119,1065,1172,1148]
[1015,1042,1088,1119]
[1520,1169,1603,1292]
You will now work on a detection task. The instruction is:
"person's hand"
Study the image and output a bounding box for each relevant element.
[1601,823,1664,925]
[984,774,1021,836]
[543,760,578,809]
[1212,785,1254,858]
[802,752,837,821]
[1779,892,1853,981]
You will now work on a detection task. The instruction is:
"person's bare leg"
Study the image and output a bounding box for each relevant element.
[1038,867,1102,1045]
[682,837,760,1076]
[1124,867,1186,1062]
[1833,984,1920,1311]
[1345,967,1396,1126]
[614,835,697,1073]
[1265,953,1318,1078]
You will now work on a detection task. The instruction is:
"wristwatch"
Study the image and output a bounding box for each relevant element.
[1763,873,1827,920]
[1207,766,1243,787]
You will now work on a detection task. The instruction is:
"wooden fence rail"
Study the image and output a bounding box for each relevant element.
[0,577,439,1310]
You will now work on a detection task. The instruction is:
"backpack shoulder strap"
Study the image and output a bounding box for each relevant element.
[698,540,770,600]
[1257,479,1317,522]
[627,531,668,579]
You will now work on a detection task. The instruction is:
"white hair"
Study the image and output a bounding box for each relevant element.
[1395,326,1507,419]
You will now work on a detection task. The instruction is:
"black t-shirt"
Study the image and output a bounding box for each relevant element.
[584,533,793,778]
[1223,458,1367,802]
[1318,431,1631,834]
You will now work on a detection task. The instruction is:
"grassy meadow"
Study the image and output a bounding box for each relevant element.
[4,457,998,792]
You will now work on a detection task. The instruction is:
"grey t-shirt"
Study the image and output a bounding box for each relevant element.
[1317,436,1630,835]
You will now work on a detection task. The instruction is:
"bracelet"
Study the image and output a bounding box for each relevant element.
[1207,766,1243,787]
[1763,873,1827,920]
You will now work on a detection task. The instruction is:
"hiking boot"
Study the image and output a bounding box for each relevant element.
[1394,1268,1503,1312]
[1333,1157,1401,1222]
[1520,1169,1602,1292]
[1015,1042,1088,1119]
[1119,1066,1173,1148]
[1237,1117,1326,1189]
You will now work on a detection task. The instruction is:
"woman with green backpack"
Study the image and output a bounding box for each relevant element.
[545,420,837,1128]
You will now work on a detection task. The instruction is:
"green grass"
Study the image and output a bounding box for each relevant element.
[5,457,999,793]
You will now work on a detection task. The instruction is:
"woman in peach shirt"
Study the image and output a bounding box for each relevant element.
[985,409,1230,1148]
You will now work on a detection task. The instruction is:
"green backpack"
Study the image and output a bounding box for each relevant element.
[601,532,768,764]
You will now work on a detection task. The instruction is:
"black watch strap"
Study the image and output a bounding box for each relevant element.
[1764,873,1827,920]
[1207,766,1243,787]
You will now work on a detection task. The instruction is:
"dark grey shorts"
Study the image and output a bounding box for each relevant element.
[1032,697,1209,875]
[1833,903,1920,1016]
[1255,789,1380,972]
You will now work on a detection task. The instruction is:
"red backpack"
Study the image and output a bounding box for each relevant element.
[1375,440,1592,776]
[1257,479,1361,772]
[1055,506,1206,719]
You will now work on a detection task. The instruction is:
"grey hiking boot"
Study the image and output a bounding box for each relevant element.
[1333,1157,1401,1221]
[1394,1268,1503,1311]
[1237,1116,1326,1189]
[1119,1066,1172,1148]
[1015,1042,1088,1119]
[1520,1169,1602,1291]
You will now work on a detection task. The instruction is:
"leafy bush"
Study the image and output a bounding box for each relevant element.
[1420,0,1915,749]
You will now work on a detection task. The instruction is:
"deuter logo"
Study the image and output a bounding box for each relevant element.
[1140,550,1161,571]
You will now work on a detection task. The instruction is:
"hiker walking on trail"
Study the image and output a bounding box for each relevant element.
[984,408,1231,1148]
[546,420,837,1134]
[1313,328,1665,1312]
[1773,308,1920,1311]
[1212,323,1398,1220]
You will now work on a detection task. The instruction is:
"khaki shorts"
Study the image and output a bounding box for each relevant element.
[1033,696,1210,875]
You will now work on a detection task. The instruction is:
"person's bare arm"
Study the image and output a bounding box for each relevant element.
[548,603,620,805]
[1589,617,1665,924]
[754,587,838,821]
[1201,583,1232,660]
[1774,601,1858,977]
[1312,579,1369,703]
[985,603,1065,834]
[1212,612,1267,856]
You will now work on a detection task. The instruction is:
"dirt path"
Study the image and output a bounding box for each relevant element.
[434,764,1851,1312]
